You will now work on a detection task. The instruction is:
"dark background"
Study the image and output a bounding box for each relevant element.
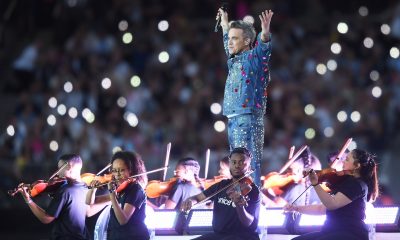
[0,0,399,238]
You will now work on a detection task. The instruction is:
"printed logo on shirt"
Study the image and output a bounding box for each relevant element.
[217,197,237,208]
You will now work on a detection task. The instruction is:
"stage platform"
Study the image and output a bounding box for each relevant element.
[153,233,400,240]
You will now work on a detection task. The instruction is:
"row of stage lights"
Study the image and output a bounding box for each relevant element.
[141,205,400,235]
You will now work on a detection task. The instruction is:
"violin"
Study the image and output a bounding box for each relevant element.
[191,170,254,209]
[81,173,113,187]
[8,177,68,198]
[228,176,253,195]
[114,178,137,193]
[305,168,353,187]
[202,175,226,189]
[145,177,179,198]
[262,171,297,196]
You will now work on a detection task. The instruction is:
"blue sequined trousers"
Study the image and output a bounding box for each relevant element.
[227,113,264,187]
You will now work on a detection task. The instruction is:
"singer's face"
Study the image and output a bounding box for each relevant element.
[228,28,250,55]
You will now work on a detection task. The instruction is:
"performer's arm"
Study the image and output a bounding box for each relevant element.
[86,188,111,217]
[19,186,55,224]
[227,189,255,227]
[180,192,207,212]
[109,191,135,225]
[218,8,230,56]
[284,204,326,215]
[259,10,273,43]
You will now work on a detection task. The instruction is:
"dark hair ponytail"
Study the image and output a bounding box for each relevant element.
[352,149,379,202]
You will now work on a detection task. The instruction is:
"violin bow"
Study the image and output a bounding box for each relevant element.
[204,148,210,179]
[162,142,171,181]
[48,162,68,181]
[127,166,168,180]
[330,138,353,169]
[278,145,308,174]
[96,163,112,176]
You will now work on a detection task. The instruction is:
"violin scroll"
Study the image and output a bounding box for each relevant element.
[8,177,67,198]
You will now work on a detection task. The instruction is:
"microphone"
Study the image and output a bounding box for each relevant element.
[214,2,228,32]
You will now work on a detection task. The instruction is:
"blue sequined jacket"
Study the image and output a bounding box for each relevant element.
[222,33,272,117]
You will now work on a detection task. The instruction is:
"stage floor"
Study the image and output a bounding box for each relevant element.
[153,233,400,240]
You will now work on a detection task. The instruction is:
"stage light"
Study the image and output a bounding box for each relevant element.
[130,75,141,87]
[390,47,400,59]
[262,208,289,234]
[294,205,400,234]
[185,209,213,235]
[381,24,390,35]
[48,97,57,108]
[304,104,315,116]
[101,78,111,90]
[49,140,59,152]
[358,6,369,17]
[64,81,73,93]
[118,20,128,31]
[6,125,15,136]
[152,209,180,235]
[214,120,225,132]
[370,206,400,232]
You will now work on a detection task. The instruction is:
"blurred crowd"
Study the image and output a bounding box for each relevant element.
[0,0,400,208]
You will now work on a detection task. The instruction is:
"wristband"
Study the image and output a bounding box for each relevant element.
[26,199,33,204]
[312,183,319,187]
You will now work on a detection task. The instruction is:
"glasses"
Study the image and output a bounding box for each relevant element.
[110,168,127,174]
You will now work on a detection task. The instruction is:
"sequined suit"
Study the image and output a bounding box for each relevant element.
[222,32,272,187]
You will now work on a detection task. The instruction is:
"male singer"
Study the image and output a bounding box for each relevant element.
[217,8,274,187]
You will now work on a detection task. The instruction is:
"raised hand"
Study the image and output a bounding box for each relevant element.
[259,10,274,41]
[217,8,229,31]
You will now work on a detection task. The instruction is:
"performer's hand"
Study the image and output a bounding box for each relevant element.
[259,9,273,42]
[283,204,298,212]
[181,198,194,213]
[305,168,319,186]
[17,183,31,202]
[217,8,229,31]
[227,186,248,207]
[89,179,100,189]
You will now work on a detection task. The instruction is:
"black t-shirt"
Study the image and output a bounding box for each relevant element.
[202,179,261,236]
[107,182,149,240]
[46,182,89,240]
[168,180,202,210]
[323,175,368,235]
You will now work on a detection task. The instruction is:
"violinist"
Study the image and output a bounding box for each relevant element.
[181,147,261,240]
[163,157,204,209]
[86,150,150,240]
[17,154,89,239]
[284,149,379,240]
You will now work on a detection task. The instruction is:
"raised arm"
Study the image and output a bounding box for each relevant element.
[259,10,273,42]
[19,186,55,224]
[217,8,230,57]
